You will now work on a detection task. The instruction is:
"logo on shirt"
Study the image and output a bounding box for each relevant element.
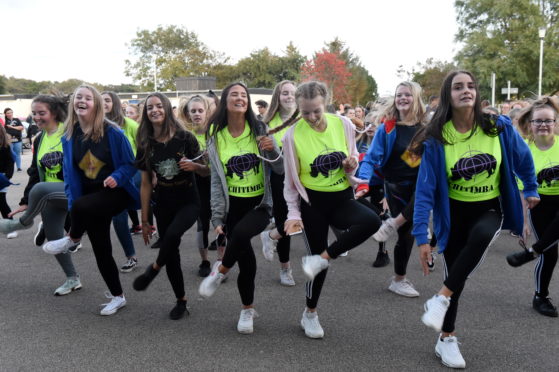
[310,151,345,178]
[537,164,559,186]
[225,153,259,179]
[78,150,106,180]
[450,151,497,181]
[156,158,180,180]
[40,151,63,169]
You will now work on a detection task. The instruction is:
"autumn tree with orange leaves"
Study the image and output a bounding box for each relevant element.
[300,50,352,105]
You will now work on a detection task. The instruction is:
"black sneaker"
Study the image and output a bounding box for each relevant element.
[120,258,138,273]
[372,249,390,268]
[533,296,558,317]
[133,265,159,291]
[169,300,189,320]
[506,249,536,267]
[151,238,161,249]
[34,222,46,246]
[198,260,211,277]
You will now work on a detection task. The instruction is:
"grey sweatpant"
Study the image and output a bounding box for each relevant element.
[20,182,77,278]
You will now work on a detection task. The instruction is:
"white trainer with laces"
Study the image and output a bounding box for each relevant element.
[279,268,295,286]
[388,277,420,297]
[373,218,398,242]
[260,230,276,262]
[54,277,82,296]
[199,271,225,298]
[435,335,466,369]
[422,294,451,332]
[300,309,324,339]
[100,292,126,316]
[43,237,80,255]
[301,255,329,281]
[237,308,258,334]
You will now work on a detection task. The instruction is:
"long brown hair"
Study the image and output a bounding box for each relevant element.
[263,80,296,124]
[0,125,9,148]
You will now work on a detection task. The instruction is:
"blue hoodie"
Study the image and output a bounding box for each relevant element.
[61,124,140,211]
[412,116,538,252]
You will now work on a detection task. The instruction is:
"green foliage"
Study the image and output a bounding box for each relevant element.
[454,0,559,99]
[410,58,457,99]
[125,25,226,90]
[0,75,6,94]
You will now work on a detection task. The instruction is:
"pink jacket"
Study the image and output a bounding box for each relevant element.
[282,115,361,221]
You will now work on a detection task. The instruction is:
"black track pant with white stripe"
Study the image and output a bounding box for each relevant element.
[441,197,502,333]
[529,194,559,298]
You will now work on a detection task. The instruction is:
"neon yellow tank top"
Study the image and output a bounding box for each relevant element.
[294,113,350,192]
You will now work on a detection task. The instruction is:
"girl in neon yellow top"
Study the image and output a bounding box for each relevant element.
[282,81,380,339]
[260,81,298,285]
[506,97,559,317]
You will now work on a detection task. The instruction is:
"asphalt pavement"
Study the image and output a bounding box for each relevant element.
[0,151,557,371]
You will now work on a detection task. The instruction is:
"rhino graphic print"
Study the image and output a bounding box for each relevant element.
[310,150,345,178]
[451,151,497,181]
[537,164,559,186]
[225,153,260,179]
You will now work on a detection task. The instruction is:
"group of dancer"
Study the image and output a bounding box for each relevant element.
[1,70,557,369]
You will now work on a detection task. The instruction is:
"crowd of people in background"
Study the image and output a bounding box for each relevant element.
[1,71,558,369]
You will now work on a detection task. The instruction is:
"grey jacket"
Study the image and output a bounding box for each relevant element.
[208,120,283,228]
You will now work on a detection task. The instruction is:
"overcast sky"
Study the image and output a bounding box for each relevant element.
[2,0,459,96]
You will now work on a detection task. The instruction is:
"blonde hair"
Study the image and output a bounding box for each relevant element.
[381,82,426,125]
[178,95,210,132]
[263,80,297,124]
[64,84,107,142]
[517,96,559,141]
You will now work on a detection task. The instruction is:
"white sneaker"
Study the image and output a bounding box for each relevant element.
[302,255,329,281]
[300,309,324,338]
[422,294,451,332]
[54,277,82,296]
[237,308,258,334]
[339,251,349,257]
[100,292,126,316]
[435,335,466,369]
[280,268,295,286]
[212,260,228,283]
[260,230,276,262]
[7,231,18,239]
[373,218,398,242]
[388,277,420,297]
[199,270,225,298]
[43,237,81,255]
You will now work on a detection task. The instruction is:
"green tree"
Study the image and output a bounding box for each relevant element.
[454,0,559,99]
[0,75,6,94]
[324,37,378,104]
[125,25,226,90]
[410,58,457,99]
[5,77,50,94]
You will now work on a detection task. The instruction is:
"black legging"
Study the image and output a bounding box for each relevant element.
[270,171,291,263]
[221,195,270,306]
[70,187,131,296]
[529,194,559,298]
[301,187,380,309]
[195,174,211,249]
[0,192,11,218]
[385,182,415,276]
[442,198,502,333]
[154,193,199,299]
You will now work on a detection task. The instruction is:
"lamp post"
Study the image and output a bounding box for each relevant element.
[538,27,546,97]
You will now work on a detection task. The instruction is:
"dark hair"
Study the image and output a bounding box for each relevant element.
[207,90,220,106]
[4,107,12,115]
[410,70,500,155]
[0,124,8,148]
[255,99,268,108]
[101,91,125,126]
[136,92,185,170]
[32,95,69,122]
[428,95,439,103]
[207,82,259,140]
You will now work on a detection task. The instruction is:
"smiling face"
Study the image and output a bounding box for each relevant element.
[189,101,207,126]
[73,87,95,122]
[279,83,296,111]
[530,107,556,139]
[31,102,55,128]
[102,94,113,114]
[299,96,325,126]
[146,96,165,126]
[226,85,248,115]
[395,85,413,118]
[450,73,476,111]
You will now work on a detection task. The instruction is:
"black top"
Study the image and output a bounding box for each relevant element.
[5,118,24,142]
[72,124,114,191]
[383,123,421,184]
[0,145,14,178]
[136,129,200,203]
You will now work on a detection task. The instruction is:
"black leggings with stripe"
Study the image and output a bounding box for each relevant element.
[441,197,502,333]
